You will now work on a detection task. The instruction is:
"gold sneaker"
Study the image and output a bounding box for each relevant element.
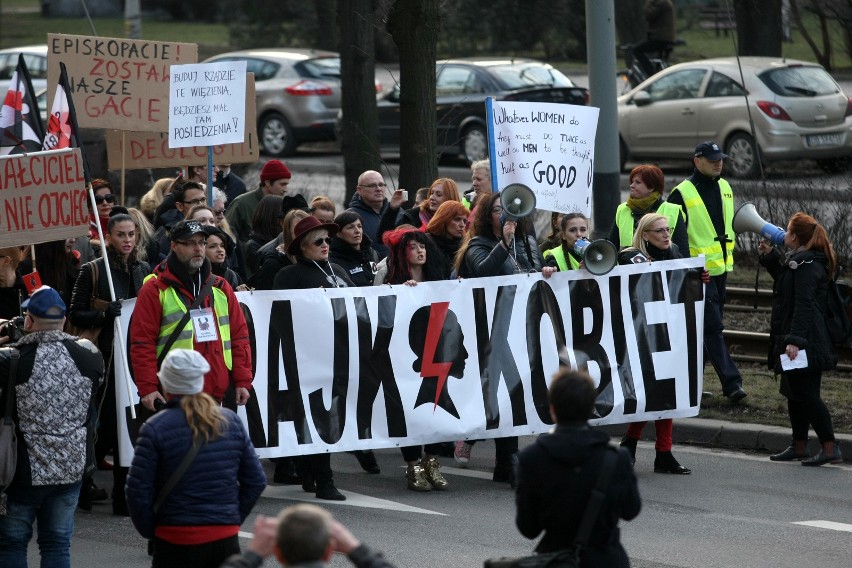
[405,463,432,492]
[421,456,448,490]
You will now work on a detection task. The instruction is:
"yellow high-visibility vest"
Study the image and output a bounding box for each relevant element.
[614,201,684,247]
[671,179,735,275]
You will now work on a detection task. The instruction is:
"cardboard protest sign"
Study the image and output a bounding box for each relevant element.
[106,75,258,169]
[0,148,89,247]
[47,34,198,132]
[487,100,599,216]
[169,61,247,148]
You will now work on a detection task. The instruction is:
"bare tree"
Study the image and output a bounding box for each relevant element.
[338,0,382,208]
[734,0,783,56]
[386,0,440,193]
[789,0,833,69]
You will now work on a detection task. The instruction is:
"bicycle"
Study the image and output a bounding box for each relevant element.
[616,40,682,95]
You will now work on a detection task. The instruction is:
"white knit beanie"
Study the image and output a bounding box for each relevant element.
[158,349,210,395]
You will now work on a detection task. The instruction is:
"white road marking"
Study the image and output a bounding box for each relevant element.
[793,520,852,533]
[260,484,446,515]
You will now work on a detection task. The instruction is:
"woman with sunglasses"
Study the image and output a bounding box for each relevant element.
[617,213,707,474]
[272,216,354,501]
[89,179,117,251]
[607,165,688,254]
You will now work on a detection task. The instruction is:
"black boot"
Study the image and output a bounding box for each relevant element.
[351,450,380,474]
[315,481,346,501]
[654,451,691,474]
[493,451,518,487]
[273,458,303,484]
[620,436,638,466]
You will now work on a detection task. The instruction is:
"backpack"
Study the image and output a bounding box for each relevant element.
[825,279,852,348]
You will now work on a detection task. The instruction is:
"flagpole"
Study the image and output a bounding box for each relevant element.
[120,131,126,205]
[207,146,213,205]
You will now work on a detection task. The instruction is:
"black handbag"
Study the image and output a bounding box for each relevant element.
[484,448,619,568]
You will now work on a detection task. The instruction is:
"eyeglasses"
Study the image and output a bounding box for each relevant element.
[182,197,207,206]
[94,194,115,204]
[491,206,504,213]
[311,237,333,247]
[175,239,207,248]
[213,208,226,218]
[646,227,672,235]
[358,182,387,190]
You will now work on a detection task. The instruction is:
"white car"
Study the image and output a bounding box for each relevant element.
[618,56,852,177]
[0,45,48,93]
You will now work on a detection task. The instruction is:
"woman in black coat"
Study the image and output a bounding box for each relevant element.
[424,200,469,279]
[329,211,378,287]
[516,368,640,568]
[69,210,151,515]
[758,212,840,466]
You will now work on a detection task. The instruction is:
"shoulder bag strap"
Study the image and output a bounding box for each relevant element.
[152,435,202,515]
[3,348,19,420]
[156,275,216,367]
[573,446,618,547]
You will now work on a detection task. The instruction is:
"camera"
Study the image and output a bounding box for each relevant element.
[0,316,25,343]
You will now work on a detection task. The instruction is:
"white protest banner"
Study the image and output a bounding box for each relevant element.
[114,259,705,465]
[487,100,599,216]
[169,61,247,148]
[0,148,88,247]
[47,34,198,132]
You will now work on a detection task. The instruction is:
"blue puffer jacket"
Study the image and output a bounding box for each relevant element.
[125,399,267,539]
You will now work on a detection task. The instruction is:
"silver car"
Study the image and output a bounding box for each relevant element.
[618,56,852,177]
[204,48,342,157]
[0,45,48,93]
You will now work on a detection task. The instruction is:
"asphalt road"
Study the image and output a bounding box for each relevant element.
[38,438,852,567]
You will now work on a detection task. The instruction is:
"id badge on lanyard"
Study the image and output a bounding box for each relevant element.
[191,307,218,343]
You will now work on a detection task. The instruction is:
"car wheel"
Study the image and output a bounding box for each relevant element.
[817,157,850,174]
[260,113,296,157]
[725,133,760,178]
[462,125,488,164]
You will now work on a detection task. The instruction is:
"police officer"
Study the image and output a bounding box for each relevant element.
[667,141,747,402]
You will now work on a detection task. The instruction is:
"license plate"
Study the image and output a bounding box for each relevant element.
[806,133,844,147]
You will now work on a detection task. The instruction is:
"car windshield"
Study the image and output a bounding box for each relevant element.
[489,64,573,89]
[758,66,839,97]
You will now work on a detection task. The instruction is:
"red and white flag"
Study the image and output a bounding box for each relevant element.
[43,62,77,151]
[0,54,45,155]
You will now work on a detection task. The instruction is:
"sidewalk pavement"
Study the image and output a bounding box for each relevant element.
[599,417,852,459]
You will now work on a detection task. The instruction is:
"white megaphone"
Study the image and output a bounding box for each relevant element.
[574,238,618,276]
[733,202,785,245]
[499,183,537,222]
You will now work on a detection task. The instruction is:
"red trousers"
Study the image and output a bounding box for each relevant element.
[625,419,673,451]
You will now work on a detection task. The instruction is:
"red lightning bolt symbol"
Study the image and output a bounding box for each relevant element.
[421,302,452,413]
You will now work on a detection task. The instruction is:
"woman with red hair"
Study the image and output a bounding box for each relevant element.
[607,165,688,253]
[758,212,841,466]
[425,200,469,278]
[377,178,462,242]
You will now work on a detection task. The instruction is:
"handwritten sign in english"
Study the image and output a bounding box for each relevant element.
[487,99,599,216]
[169,61,247,148]
[47,34,198,132]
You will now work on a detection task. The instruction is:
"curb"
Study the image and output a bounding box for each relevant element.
[598,417,852,459]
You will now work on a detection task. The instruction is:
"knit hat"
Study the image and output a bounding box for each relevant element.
[21,286,66,319]
[260,159,292,181]
[158,349,210,395]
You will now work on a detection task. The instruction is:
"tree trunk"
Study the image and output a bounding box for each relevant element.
[735,0,783,56]
[788,0,832,69]
[387,0,439,194]
[338,0,381,209]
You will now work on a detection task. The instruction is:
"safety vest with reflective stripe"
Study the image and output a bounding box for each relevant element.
[671,179,735,275]
[143,273,233,369]
[614,201,684,247]
[543,245,580,271]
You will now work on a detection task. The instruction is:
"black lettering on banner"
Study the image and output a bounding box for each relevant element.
[628,271,675,412]
[473,286,527,430]
[268,300,310,446]
[609,276,638,415]
[666,268,704,406]
[239,301,267,448]
[354,296,407,438]
[525,280,565,425]
[308,298,350,444]
[567,278,614,418]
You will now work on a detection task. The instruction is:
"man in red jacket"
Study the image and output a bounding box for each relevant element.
[130,219,252,411]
